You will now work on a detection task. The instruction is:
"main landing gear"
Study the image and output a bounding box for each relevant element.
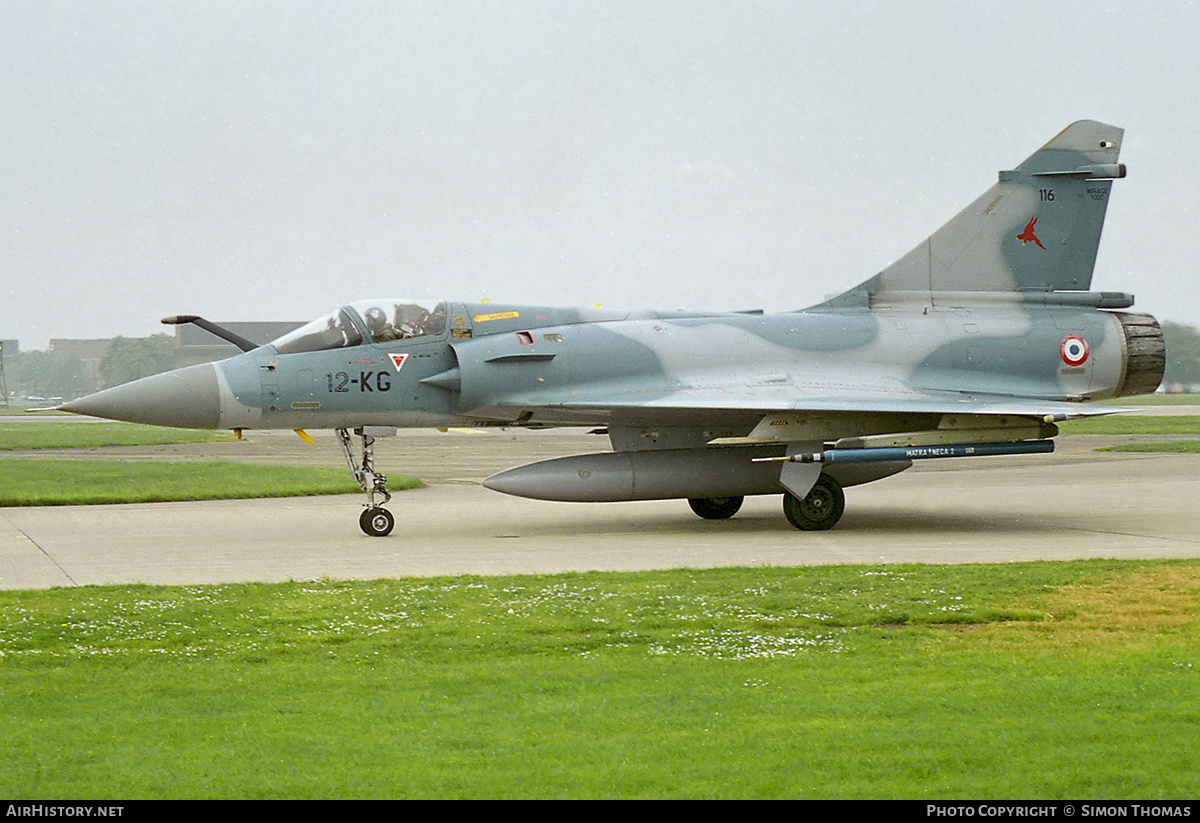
[687,496,745,520]
[338,427,394,537]
[685,475,845,531]
[782,474,844,531]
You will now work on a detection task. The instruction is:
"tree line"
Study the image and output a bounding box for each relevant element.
[4,335,177,401]
[1161,322,1200,388]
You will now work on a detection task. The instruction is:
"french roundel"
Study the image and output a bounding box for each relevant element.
[1060,335,1089,366]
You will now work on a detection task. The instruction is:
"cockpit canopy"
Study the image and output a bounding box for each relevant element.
[271,300,448,354]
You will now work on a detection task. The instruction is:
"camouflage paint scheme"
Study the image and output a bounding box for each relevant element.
[60,122,1165,533]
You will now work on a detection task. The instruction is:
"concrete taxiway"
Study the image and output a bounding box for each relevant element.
[2,429,1199,589]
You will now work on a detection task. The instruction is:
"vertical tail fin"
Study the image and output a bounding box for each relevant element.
[828,121,1126,305]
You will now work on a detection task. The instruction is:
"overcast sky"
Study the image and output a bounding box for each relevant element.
[3,0,1198,349]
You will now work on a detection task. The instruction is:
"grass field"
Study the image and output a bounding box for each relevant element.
[1,560,1196,799]
[1098,441,1200,453]
[0,459,421,506]
[1099,394,1200,406]
[1057,415,1200,435]
[0,421,232,450]
[0,420,414,505]
[0,406,71,416]
[1059,414,1200,453]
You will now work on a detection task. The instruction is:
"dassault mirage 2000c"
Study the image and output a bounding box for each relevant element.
[59,121,1164,536]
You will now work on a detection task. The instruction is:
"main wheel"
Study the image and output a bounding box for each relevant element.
[688,496,745,520]
[359,506,395,537]
[782,475,844,531]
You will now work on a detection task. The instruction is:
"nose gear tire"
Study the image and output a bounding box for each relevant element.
[360,507,395,537]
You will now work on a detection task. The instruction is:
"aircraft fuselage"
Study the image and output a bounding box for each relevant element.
[188,297,1156,435]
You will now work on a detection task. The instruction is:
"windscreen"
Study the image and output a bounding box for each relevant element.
[271,308,364,354]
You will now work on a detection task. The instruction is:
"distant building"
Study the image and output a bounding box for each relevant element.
[172,321,304,367]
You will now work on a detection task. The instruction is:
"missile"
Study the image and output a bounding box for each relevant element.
[753,439,1055,465]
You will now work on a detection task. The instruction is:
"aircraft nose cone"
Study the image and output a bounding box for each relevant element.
[59,363,222,429]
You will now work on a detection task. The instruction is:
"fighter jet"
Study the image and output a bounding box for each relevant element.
[59,121,1164,536]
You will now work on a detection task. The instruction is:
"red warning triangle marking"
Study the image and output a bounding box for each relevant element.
[389,353,409,371]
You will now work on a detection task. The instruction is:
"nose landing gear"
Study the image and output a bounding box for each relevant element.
[359,505,395,537]
[337,427,395,537]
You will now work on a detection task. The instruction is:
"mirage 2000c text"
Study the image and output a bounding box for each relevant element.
[59,121,1165,535]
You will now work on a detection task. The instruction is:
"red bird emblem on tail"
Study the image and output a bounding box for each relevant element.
[1017,216,1046,250]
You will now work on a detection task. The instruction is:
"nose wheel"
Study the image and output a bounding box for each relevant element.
[359,506,395,537]
[338,427,395,537]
